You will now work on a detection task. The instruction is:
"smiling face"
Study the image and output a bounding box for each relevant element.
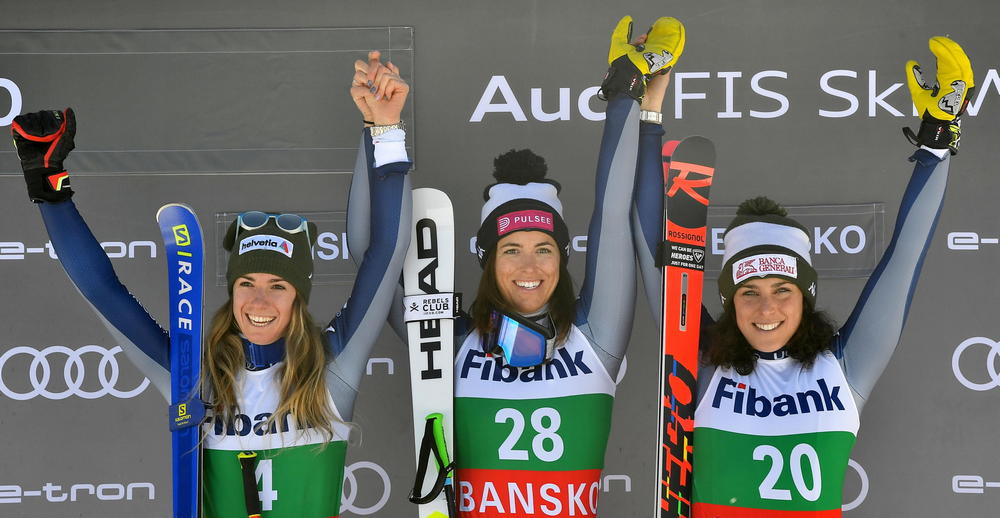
[231,272,297,345]
[493,231,560,314]
[733,277,804,353]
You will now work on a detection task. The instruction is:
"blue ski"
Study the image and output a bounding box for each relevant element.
[157,203,206,518]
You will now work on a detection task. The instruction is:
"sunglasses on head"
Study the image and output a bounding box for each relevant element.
[236,211,311,244]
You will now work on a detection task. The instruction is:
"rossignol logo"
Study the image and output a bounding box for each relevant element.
[0,481,154,504]
[497,210,554,236]
[0,77,22,126]
[459,348,592,383]
[733,254,798,284]
[711,376,845,417]
[238,234,293,258]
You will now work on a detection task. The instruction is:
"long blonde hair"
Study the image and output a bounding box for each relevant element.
[203,295,340,442]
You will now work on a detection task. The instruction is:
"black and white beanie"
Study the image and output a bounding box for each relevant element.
[718,197,817,307]
[475,149,570,267]
[223,215,318,302]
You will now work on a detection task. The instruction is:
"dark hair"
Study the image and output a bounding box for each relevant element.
[470,247,575,344]
[705,299,837,375]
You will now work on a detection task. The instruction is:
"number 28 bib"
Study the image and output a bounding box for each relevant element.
[693,350,860,517]
[454,325,618,517]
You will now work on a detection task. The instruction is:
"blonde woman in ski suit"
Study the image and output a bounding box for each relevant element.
[11,53,411,517]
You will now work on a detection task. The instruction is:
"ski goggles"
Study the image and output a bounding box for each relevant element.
[482,310,556,367]
[236,211,311,243]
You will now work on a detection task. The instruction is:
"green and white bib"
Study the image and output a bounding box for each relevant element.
[202,364,352,518]
[692,350,859,517]
[454,325,617,517]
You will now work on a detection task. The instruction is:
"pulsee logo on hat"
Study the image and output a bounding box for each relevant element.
[733,253,797,284]
[497,210,553,236]
[239,234,294,258]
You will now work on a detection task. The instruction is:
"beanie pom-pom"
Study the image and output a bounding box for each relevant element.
[493,149,548,185]
[736,196,787,217]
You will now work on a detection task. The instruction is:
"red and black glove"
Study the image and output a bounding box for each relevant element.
[11,108,76,203]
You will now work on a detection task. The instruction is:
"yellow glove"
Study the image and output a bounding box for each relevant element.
[903,37,974,154]
[608,16,685,74]
[601,16,686,101]
[906,36,974,121]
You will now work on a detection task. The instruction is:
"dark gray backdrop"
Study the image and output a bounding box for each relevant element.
[1,1,998,516]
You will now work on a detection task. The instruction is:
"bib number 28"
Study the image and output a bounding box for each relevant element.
[753,443,822,502]
[495,407,564,462]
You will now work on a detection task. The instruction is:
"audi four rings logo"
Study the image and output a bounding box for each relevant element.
[0,345,149,400]
[952,337,1000,391]
[340,461,390,516]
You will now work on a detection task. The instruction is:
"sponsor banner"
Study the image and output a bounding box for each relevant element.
[947,231,1000,251]
[733,254,799,284]
[951,336,1000,391]
[0,481,155,504]
[469,69,999,122]
[457,468,602,517]
[0,345,149,401]
[0,28,413,175]
[953,474,1000,494]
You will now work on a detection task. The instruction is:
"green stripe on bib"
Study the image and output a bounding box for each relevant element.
[455,394,613,472]
[203,441,347,518]
[693,428,854,512]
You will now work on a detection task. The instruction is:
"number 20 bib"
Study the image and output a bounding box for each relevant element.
[454,325,617,517]
[693,350,859,517]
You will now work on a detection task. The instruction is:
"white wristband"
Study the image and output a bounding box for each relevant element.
[373,128,408,167]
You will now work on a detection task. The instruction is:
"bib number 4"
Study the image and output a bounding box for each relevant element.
[495,407,564,462]
[753,443,822,502]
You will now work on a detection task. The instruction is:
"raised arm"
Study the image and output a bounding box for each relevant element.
[577,17,685,376]
[835,37,974,409]
[13,109,170,399]
[323,53,412,419]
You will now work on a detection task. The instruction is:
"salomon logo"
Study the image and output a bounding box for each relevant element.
[459,348,591,382]
[711,377,845,417]
[238,234,293,258]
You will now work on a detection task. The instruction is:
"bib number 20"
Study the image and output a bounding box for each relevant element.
[753,443,822,502]
[495,407,564,462]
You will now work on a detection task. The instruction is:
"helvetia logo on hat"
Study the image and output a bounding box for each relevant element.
[733,253,797,284]
[496,210,553,236]
[239,234,294,258]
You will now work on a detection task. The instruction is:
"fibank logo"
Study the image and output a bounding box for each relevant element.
[470,69,997,121]
[0,345,149,400]
[459,348,592,383]
[238,234,293,258]
[711,377,845,417]
[947,231,999,251]
[952,337,1000,391]
[0,78,22,126]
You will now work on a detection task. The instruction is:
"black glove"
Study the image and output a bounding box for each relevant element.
[11,108,76,203]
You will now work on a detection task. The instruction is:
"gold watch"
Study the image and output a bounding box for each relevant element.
[369,120,405,137]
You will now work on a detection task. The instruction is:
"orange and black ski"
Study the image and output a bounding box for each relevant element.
[655,136,715,518]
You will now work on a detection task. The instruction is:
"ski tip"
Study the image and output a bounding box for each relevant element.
[412,187,454,211]
[155,203,197,222]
